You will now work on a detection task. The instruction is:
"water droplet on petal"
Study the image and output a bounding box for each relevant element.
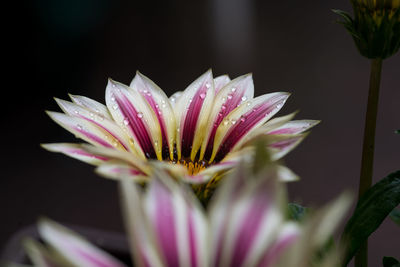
[74,110,79,114]
[240,117,246,122]
[222,97,226,102]
[137,112,143,118]
[77,125,83,130]
[241,96,247,101]
[227,94,233,100]
[221,105,227,111]
[199,93,206,99]
[223,120,229,126]
[123,118,129,125]
[231,120,237,125]
[112,104,118,110]
[162,104,167,108]
[205,82,211,88]
[89,112,94,118]
[247,102,251,106]
[111,96,116,102]
[231,87,237,92]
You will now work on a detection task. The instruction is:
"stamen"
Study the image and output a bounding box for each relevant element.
[176,158,208,175]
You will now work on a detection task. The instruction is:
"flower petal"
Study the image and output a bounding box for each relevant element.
[199,74,254,161]
[96,162,147,181]
[267,120,320,135]
[120,179,164,267]
[105,79,162,160]
[257,223,299,267]
[41,143,108,165]
[23,238,66,267]
[38,219,127,267]
[174,70,215,161]
[130,72,177,160]
[213,75,231,95]
[169,91,183,107]
[46,111,115,149]
[268,133,308,160]
[55,98,134,153]
[210,92,290,162]
[69,94,112,120]
[144,174,208,267]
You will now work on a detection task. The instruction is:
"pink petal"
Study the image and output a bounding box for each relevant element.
[46,111,114,148]
[38,219,127,267]
[130,72,177,160]
[257,223,299,267]
[55,98,132,152]
[212,92,290,162]
[105,79,162,159]
[174,70,215,160]
[200,74,254,161]
[41,143,108,165]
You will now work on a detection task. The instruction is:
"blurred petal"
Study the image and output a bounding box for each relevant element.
[211,92,290,162]
[119,179,164,267]
[23,238,65,267]
[41,143,108,165]
[174,70,215,161]
[144,174,208,266]
[130,72,177,160]
[38,219,127,267]
[105,79,162,159]
[200,74,254,161]
[257,223,299,267]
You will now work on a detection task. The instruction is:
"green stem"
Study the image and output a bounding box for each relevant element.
[354,58,383,267]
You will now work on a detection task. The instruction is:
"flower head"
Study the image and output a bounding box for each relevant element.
[24,160,351,267]
[334,0,400,59]
[43,70,318,186]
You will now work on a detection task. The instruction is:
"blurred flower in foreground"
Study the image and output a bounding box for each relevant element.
[23,162,351,267]
[43,70,318,185]
[334,0,400,59]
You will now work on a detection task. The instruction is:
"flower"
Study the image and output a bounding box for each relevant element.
[23,162,351,267]
[43,70,318,185]
[334,0,400,59]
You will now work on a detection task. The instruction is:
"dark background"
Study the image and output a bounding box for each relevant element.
[3,0,399,266]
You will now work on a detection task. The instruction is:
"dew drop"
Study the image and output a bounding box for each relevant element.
[221,105,227,111]
[171,97,176,103]
[199,93,206,99]
[143,89,148,94]
[111,96,116,102]
[227,94,233,100]
[112,104,118,110]
[112,84,116,88]
[241,96,247,101]
[123,118,129,125]
[222,97,226,102]
[145,152,151,158]
[189,98,193,103]
[129,138,135,146]
[223,120,229,126]
[231,120,237,125]
[74,110,79,114]
[231,87,237,92]
[77,124,83,130]
[137,112,144,118]
[240,117,246,122]
[205,82,211,88]
[162,104,167,108]
[247,102,251,106]
[89,112,94,118]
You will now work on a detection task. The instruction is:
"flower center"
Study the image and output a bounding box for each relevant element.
[178,158,208,175]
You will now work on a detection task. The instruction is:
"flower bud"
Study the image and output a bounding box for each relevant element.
[334,0,400,59]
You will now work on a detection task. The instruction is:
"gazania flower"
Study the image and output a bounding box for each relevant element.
[43,70,318,184]
[23,162,350,267]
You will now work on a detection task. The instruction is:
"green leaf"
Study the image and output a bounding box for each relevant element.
[389,208,400,226]
[288,203,309,221]
[341,170,400,265]
[383,256,400,267]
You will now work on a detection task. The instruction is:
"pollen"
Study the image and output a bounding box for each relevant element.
[178,159,208,175]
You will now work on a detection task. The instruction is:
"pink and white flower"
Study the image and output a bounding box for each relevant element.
[24,163,350,267]
[43,70,318,183]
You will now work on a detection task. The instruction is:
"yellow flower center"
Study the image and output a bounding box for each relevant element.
[178,159,208,175]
